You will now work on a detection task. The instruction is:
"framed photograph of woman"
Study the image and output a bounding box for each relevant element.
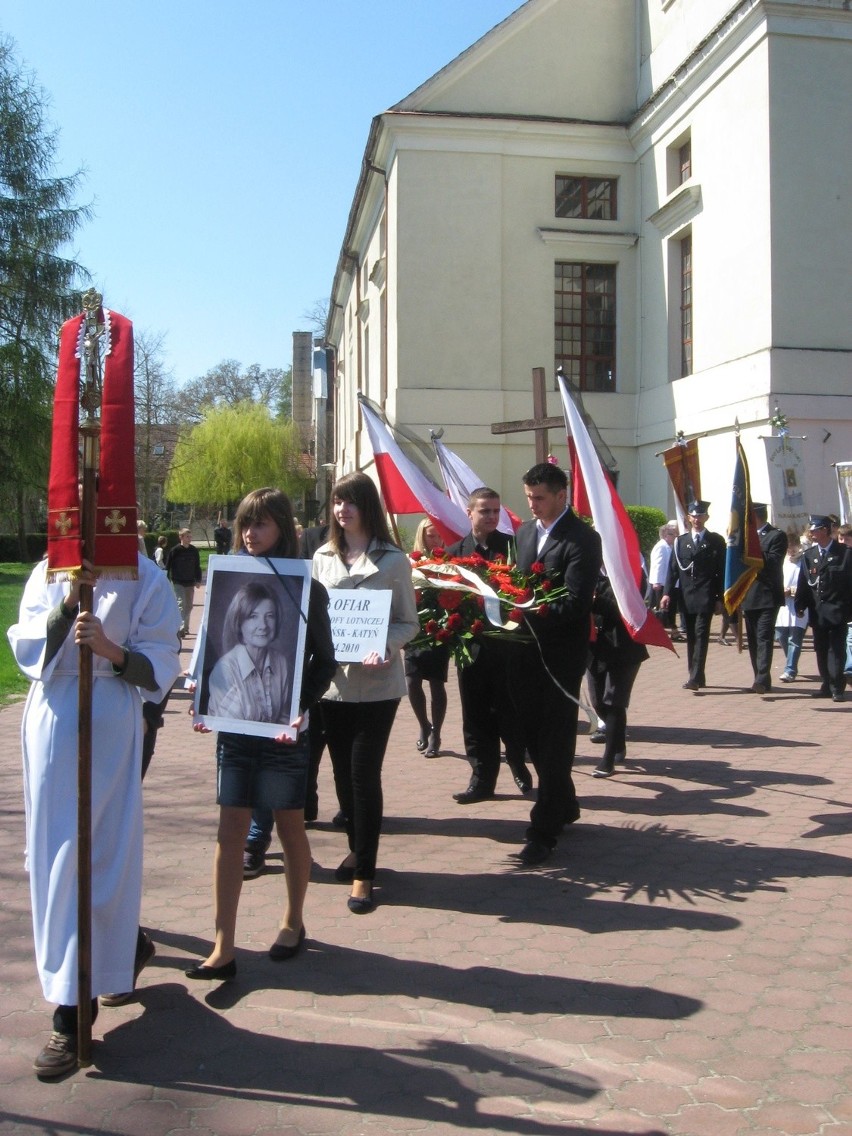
[194,557,310,739]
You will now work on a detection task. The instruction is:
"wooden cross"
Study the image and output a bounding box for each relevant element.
[490,367,563,464]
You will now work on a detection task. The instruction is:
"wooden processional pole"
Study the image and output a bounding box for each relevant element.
[76,289,104,1067]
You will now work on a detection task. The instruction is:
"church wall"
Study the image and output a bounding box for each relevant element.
[410,0,637,123]
[767,31,852,354]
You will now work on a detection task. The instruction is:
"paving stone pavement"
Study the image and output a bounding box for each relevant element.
[0,599,850,1136]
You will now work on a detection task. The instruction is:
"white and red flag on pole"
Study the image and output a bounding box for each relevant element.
[431,435,521,535]
[557,375,674,652]
[358,397,468,545]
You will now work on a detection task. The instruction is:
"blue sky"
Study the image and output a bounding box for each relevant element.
[2,1,522,385]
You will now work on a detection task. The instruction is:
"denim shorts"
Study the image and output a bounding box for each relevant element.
[216,731,309,810]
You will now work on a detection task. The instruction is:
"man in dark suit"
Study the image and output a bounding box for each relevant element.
[795,514,852,702]
[741,503,787,694]
[661,499,726,691]
[510,462,601,865]
[447,488,531,804]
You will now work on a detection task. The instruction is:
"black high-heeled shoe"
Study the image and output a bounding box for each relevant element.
[415,723,431,752]
[184,958,236,981]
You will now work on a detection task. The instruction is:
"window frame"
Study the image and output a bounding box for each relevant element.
[554,260,617,394]
[555,175,618,221]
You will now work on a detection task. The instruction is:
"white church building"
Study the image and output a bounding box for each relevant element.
[324,0,852,526]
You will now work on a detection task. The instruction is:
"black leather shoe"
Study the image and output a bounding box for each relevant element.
[682,680,700,691]
[269,925,306,961]
[832,692,845,703]
[184,959,236,981]
[593,760,615,778]
[332,810,348,827]
[453,784,495,804]
[751,681,767,695]
[509,765,533,793]
[518,838,553,865]
[589,729,606,744]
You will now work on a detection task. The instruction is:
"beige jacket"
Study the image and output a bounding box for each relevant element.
[312,539,419,702]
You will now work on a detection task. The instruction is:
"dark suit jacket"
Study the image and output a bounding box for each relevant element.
[664,529,726,613]
[446,530,511,561]
[514,508,601,659]
[300,525,329,559]
[795,541,852,627]
[741,524,787,611]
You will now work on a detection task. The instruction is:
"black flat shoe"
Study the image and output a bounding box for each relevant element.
[424,732,442,758]
[348,893,374,915]
[184,959,236,981]
[335,859,356,882]
[269,925,306,961]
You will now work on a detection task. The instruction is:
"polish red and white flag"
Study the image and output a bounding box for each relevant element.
[359,398,468,545]
[557,376,674,651]
[432,436,522,534]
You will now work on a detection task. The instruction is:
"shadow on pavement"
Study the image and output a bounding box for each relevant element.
[85,982,668,1136]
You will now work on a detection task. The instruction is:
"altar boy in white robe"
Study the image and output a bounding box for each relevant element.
[7,303,182,1079]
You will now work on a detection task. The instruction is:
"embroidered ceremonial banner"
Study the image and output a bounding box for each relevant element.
[662,438,701,520]
[761,434,809,540]
[47,308,138,580]
[724,438,763,614]
[835,461,852,524]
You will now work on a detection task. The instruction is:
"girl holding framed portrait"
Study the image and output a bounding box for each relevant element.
[186,488,335,979]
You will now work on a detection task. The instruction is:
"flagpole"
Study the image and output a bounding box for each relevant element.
[76,289,104,1068]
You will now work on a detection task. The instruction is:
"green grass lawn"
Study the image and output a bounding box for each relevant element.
[0,563,34,705]
[0,554,212,706]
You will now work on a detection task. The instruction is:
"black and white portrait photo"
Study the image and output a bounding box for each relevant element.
[194,557,310,739]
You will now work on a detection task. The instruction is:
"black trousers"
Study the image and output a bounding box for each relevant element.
[743,607,776,687]
[510,646,583,846]
[322,699,399,880]
[812,621,848,695]
[457,642,526,791]
[684,611,714,685]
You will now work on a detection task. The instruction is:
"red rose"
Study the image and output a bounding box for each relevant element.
[509,608,525,623]
[437,589,464,611]
[425,620,439,635]
[446,612,463,631]
[471,619,484,635]
[540,580,553,593]
[530,560,546,574]
[410,549,424,562]
[537,604,549,616]
[436,628,451,642]
[433,546,446,559]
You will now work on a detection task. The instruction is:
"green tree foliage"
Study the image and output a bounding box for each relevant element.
[0,38,90,549]
[165,402,310,508]
[173,359,293,424]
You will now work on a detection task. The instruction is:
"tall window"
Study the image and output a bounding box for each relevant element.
[555,262,616,392]
[679,140,692,184]
[555,175,617,220]
[680,235,693,377]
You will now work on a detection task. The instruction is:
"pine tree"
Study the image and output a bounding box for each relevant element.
[0,37,90,554]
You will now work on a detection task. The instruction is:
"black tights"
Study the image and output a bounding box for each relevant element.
[406,676,447,740]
